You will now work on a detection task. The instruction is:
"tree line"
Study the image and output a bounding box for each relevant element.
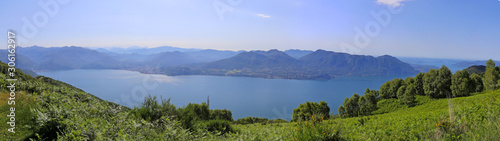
[338,59,500,118]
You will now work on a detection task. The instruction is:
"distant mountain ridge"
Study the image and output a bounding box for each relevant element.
[7,46,419,80]
[154,49,419,80]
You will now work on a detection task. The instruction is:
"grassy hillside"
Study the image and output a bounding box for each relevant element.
[1,60,499,140]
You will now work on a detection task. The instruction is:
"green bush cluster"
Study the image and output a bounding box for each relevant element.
[339,60,500,118]
[292,101,330,122]
[235,117,269,124]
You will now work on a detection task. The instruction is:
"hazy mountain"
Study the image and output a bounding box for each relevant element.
[13,46,121,70]
[299,50,419,76]
[202,49,301,70]
[95,46,202,55]
[147,51,200,66]
[11,46,419,80]
[0,50,38,70]
[156,49,418,80]
[184,49,241,62]
[284,49,314,59]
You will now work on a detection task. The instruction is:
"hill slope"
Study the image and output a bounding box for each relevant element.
[226,90,500,140]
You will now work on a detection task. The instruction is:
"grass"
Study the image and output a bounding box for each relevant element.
[225,90,500,140]
[0,60,499,140]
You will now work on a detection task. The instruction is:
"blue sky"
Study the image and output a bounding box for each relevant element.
[1,0,499,60]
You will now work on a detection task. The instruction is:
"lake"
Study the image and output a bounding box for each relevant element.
[39,69,415,120]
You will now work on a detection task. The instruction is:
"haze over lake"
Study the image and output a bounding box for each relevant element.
[39,69,415,120]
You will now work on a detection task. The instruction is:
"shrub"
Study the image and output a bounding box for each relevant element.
[235,117,268,124]
[178,102,209,129]
[292,101,330,122]
[210,109,233,121]
[201,120,236,135]
[294,115,342,141]
[130,95,178,122]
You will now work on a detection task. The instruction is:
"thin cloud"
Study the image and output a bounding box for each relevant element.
[257,14,271,18]
[376,0,407,7]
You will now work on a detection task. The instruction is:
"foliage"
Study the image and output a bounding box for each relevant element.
[178,102,210,129]
[130,95,178,122]
[414,73,425,95]
[451,69,474,97]
[235,117,269,124]
[341,94,360,117]
[294,115,342,141]
[483,59,499,92]
[2,60,500,140]
[200,120,237,135]
[209,109,233,121]
[424,66,452,98]
[292,101,330,122]
[380,78,403,99]
[470,73,484,93]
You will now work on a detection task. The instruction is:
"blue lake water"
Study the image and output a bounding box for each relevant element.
[39,69,416,120]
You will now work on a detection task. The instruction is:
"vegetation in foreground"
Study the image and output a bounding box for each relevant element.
[0,59,499,140]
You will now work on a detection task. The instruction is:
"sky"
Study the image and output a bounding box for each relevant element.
[1,0,499,60]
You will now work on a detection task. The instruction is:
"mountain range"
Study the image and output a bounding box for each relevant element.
[3,46,420,80]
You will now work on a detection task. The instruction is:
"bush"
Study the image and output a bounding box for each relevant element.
[130,95,178,122]
[235,117,268,124]
[210,109,233,121]
[294,114,342,141]
[178,102,209,129]
[292,101,330,122]
[201,120,236,135]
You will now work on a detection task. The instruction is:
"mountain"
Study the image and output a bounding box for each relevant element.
[203,49,301,70]
[453,60,500,67]
[94,46,202,55]
[13,46,122,70]
[299,50,419,76]
[184,49,242,62]
[147,51,200,66]
[0,50,38,70]
[156,49,419,80]
[284,49,314,59]
[465,65,486,74]
[10,46,419,80]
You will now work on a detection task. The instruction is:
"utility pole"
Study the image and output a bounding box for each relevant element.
[207,95,210,108]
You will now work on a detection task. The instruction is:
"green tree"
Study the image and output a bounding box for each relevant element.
[358,96,368,116]
[483,59,499,92]
[210,109,234,121]
[380,79,403,99]
[424,66,452,98]
[424,69,439,98]
[437,65,452,98]
[403,83,417,106]
[470,73,484,93]
[178,102,210,129]
[451,69,474,97]
[379,81,391,99]
[292,101,330,121]
[364,88,378,112]
[344,94,360,117]
[396,85,406,101]
[414,73,425,95]
[338,105,346,118]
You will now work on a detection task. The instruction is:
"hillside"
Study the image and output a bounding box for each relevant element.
[225,90,500,140]
[1,60,499,140]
